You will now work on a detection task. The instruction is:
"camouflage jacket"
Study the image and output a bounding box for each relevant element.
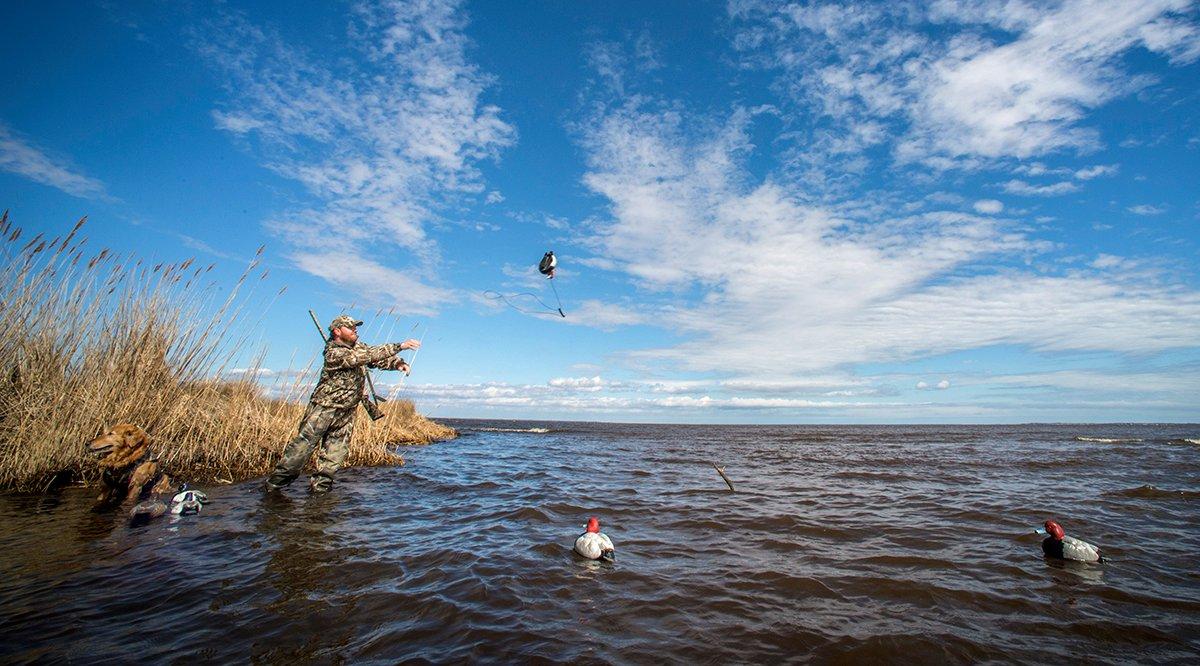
[309,340,406,409]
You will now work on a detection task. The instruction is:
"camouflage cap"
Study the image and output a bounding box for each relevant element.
[329,314,364,331]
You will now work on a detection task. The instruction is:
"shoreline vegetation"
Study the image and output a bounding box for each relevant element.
[0,212,455,493]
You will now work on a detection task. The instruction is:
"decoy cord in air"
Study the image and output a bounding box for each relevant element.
[483,290,566,317]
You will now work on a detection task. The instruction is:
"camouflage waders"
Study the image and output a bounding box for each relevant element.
[267,404,356,492]
[266,318,409,493]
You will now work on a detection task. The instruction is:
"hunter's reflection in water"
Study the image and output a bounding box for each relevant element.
[253,491,360,660]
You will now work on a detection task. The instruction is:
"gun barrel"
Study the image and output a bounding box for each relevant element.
[308,310,328,342]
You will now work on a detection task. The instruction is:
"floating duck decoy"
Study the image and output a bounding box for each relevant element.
[170,486,209,516]
[1036,519,1103,563]
[573,517,615,562]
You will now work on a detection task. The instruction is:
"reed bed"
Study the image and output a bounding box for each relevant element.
[0,212,455,492]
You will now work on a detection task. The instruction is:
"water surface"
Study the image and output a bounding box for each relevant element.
[2,422,1198,662]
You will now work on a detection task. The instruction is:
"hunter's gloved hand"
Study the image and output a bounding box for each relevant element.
[398,338,421,351]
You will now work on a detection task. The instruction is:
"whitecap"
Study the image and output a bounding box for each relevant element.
[471,427,552,434]
[1074,436,1143,443]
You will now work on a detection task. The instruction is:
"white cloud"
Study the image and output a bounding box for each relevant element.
[1016,162,1067,177]
[719,376,872,393]
[1075,164,1119,180]
[548,376,607,391]
[586,29,665,98]
[210,111,265,134]
[485,190,504,204]
[973,199,1004,214]
[561,299,648,330]
[1090,253,1143,270]
[936,379,950,390]
[731,0,1200,170]
[586,41,628,96]
[292,250,454,314]
[385,379,922,415]
[0,123,113,201]
[575,97,1200,378]
[1002,179,1080,196]
[981,369,1200,395]
[1128,204,1167,215]
[197,0,513,311]
[907,0,1198,162]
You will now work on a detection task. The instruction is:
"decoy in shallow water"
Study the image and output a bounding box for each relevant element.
[1036,519,1103,563]
[574,517,615,562]
[170,486,209,515]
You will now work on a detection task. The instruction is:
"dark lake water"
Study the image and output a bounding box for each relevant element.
[2,422,1199,663]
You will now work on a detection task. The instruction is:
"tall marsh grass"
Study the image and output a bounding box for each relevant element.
[0,212,455,492]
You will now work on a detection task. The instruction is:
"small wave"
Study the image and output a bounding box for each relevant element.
[468,427,552,434]
[1074,436,1143,443]
[830,471,917,482]
[1169,438,1200,446]
[783,434,836,443]
[1104,484,1200,500]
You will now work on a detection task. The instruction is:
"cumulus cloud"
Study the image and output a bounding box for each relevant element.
[973,199,1004,214]
[548,376,608,391]
[0,123,113,201]
[915,379,950,391]
[197,0,513,311]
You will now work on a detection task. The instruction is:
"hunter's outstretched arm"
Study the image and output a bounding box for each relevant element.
[368,355,410,372]
[324,343,402,370]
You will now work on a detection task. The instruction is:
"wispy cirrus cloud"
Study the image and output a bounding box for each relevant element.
[574,93,1200,378]
[1074,164,1119,180]
[1128,204,1167,215]
[730,0,1200,174]
[978,368,1200,396]
[196,0,513,312]
[0,123,114,201]
[1001,179,1080,196]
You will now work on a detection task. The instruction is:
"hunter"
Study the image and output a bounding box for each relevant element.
[266,315,420,493]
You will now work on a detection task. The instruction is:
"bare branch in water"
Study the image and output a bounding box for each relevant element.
[712,463,736,492]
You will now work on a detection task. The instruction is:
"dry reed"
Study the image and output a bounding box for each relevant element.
[0,212,455,492]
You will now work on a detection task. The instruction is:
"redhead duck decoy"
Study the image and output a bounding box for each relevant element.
[1036,519,1103,563]
[573,517,615,562]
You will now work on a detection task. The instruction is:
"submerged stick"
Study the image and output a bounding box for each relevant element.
[712,463,736,492]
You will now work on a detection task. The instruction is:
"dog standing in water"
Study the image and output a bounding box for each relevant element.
[88,423,173,522]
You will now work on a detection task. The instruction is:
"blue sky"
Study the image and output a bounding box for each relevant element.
[2,0,1198,423]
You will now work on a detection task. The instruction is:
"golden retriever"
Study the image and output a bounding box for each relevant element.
[88,423,172,520]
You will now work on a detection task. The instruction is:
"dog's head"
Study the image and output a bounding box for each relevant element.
[89,423,150,467]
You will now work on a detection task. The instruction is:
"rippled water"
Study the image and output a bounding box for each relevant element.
[2,422,1199,663]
